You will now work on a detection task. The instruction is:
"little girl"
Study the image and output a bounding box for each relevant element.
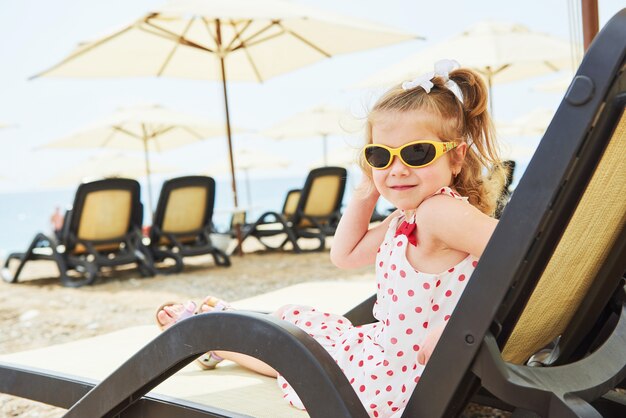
[157,59,505,418]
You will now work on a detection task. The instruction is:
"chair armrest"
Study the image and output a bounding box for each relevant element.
[255,211,289,225]
[64,311,369,418]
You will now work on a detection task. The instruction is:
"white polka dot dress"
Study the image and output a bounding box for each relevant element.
[277,187,479,418]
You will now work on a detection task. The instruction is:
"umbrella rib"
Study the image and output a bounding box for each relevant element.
[223,19,253,52]
[544,61,561,71]
[202,18,267,82]
[148,125,176,141]
[200,17,279,52]
[239,40,264,82]
[485,64,511,77]
[101,129,120,148]
[229,20,284,51]
[143,17,216,53]
[214,20,266,83]
[112,125,145,141]
[156,16,196,76]
[141,123,162,153]
[276,22,332,58]
[179,125,207,140]
[31,24,137,79]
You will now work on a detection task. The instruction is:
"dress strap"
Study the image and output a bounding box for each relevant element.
[432,186,469,202]
[394,187,468,247]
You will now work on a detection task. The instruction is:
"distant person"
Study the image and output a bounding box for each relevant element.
[50,206,64,240]
[153,60,506,417]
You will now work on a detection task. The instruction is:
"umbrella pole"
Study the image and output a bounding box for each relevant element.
[217,20,243,256]
[488,76,494,117]
[142,135,154,220]
[323,134,328,166]
[244,168,252,207]
[581,0,599,51]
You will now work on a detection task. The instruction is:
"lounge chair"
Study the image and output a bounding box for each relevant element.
[241,166,347,253]
[1,178,155,287]
[1,9,626,417]
[149,175,230,273]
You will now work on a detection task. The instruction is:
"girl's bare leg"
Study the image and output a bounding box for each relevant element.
[213,351,277,377]
[213,307,287,377]
[157,296,283,378]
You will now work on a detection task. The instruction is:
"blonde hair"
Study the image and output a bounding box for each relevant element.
[360,67,506,216]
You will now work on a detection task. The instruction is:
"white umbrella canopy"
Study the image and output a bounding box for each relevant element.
[43,103,239,152]
[310,145,360,169]
[42,103,238,215]
[497,107,556,165]
[354,20,574,112]
[43,152,180,188]
[496,107,555,137]
[262,105,364,166]
[34,0,420,209]
[534,72,574,93]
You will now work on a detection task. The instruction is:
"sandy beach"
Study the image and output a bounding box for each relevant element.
[0,243,507,418]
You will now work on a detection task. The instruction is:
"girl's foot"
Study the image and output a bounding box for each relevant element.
[154,296,233,370]
[155,296,232,330]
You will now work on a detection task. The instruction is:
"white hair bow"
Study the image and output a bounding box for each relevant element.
[401,59,464,104]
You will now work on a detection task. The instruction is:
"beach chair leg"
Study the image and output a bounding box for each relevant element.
[61,257,97,288]
[151,248,184,274]
[1,254,23,283]
[1,233,56,284]
[211,249,231,267]
[284,230,303,253]
[134,246,157,277]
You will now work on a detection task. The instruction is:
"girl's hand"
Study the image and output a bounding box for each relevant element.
[355,175,380,200]
[418,325,446,365]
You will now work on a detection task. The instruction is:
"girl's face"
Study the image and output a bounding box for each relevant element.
[370,110,466,210]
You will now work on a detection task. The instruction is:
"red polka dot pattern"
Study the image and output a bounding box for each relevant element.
[276,186,477,416]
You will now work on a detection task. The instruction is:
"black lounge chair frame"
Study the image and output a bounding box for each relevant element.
[1,9,626,417]
[149,176,230,273]
[242,166,347,253]
[2,178,155,287]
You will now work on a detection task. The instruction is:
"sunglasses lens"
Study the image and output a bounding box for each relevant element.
[400,143,436,167]
[365,146,392,168]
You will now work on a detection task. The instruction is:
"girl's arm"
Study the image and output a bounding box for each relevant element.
[330,178,398,269]
[416,198,498,366]
[418,195,498,258]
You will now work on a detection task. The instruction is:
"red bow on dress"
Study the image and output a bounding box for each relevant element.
[395,220,418,246]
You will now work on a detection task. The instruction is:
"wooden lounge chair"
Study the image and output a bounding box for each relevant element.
[1,178,155,287]
[1,9,626,417]
[149,175,230,273]
[241,166,347,253]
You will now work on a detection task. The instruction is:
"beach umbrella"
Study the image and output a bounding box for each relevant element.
[207,148,290,207]
[310,145,359,169]
[43,152,180,189]
[497,108,556,166]
[354,20,574,113]
[496,107,555,137]
[262,105,363,166]
[534,72,574,93]
[42,103,239,216]
[33,0,420,209]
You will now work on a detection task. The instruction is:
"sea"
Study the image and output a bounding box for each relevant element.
[0,176,357,259]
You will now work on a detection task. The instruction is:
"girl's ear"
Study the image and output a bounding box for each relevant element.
[451,142,467,172]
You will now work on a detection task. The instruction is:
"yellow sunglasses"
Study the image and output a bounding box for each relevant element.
[363,140,458,170]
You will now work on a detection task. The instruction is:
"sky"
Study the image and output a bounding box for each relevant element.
[0,0,624,196]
